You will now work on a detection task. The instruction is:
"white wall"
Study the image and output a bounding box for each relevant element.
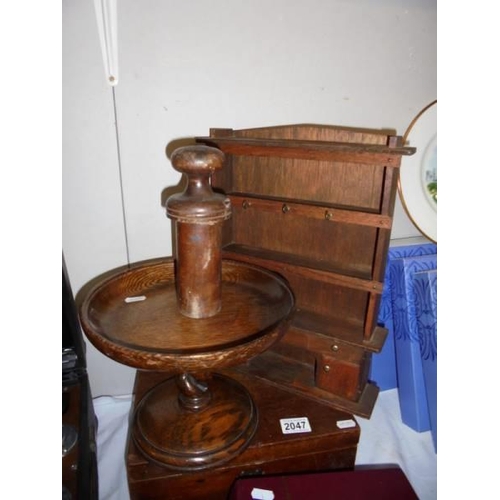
[62,0,436,397]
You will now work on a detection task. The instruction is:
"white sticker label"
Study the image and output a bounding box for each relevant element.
[251,488,275,500]
[279,417,312,434]
[336,419,357,429]
[124,295,147,303]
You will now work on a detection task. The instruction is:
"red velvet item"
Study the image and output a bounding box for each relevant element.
[229,466,418,500]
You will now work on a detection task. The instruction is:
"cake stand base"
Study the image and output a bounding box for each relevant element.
[132,373,258,471]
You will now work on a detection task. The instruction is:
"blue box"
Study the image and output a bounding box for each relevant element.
[390,253,437,432]
[413,269,437,451]
[370,241,437,391]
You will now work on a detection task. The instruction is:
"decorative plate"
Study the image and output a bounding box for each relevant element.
[399,100,437,242]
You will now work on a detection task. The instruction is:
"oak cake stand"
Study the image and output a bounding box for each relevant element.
[79,146,295,471]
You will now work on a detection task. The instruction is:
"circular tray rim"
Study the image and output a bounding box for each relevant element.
[79,257,295,372]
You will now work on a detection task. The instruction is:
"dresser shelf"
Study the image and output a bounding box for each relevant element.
[197,123,414,416]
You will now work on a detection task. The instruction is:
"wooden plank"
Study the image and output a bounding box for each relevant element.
[287,311,387,352]
[228,124,392,145]
[228,155,386,211]
[222,245,384,294]
[229,194,392,229]
[197,136,413,165]
[364,292,381,340]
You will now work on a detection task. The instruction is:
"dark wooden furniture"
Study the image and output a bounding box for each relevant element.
[63,258,99,500]
[197,124,415,417]
[126,370,360,500]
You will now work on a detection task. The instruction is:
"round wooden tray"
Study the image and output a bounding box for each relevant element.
[79,257,295,372]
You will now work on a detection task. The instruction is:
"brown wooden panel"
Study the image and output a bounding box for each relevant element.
[231,207,377,277]
[222,245,384,293]
[316,351,371,402]
[211,149,233,193]
[280,326,361,356]
[229,195,392,229]
[279,321,387,354]
[286,311,364,349]
[227,124,392,145]
[228,155,386,210]
[364,292,382,340]
[199,137,408,164]
[287,280,367,330]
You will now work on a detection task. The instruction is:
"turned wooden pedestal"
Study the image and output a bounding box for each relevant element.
[79,146,295,472]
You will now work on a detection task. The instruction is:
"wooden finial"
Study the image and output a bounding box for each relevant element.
[166,145,231,318]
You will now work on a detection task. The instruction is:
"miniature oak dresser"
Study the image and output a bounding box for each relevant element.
[197,124,415,417]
